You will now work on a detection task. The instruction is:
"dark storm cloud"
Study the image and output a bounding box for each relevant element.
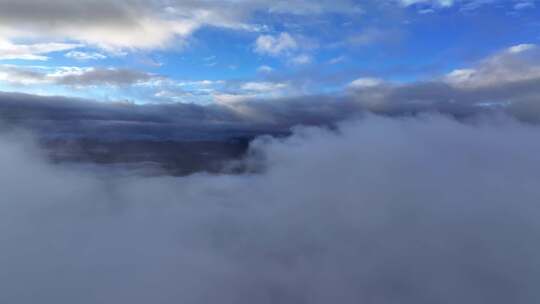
[1,115,540,303]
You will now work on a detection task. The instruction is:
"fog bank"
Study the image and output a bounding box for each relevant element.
[1,114,540,303]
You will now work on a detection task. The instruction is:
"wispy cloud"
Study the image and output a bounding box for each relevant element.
[254,32,298,56]
[0,38,79,61]
[65,51,107,61]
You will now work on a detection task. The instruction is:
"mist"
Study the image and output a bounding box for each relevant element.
[1,114,540,303]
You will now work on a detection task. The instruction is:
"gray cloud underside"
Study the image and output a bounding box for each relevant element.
[0,89,366,140]
[0,92,257,140]
[0,0,352,23]
[1,114,540,303]
[0,66,156,86]
[58,68,155,86]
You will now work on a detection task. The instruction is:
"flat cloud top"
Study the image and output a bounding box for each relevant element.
[1,114,540,303]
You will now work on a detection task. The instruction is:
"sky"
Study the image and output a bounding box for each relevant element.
[0,0,539,106]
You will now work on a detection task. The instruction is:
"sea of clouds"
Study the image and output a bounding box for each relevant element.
[1,114,540,303]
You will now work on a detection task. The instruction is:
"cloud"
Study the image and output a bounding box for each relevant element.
[444,43,540,88]
[289,54,312,65]
[0,0,211,50]
[0,38,79,60]
[55,67,157,87]
[254,32,317,67]
[257,65,274,73]
[0,66,158,87]
[0,91,258,141]
[508,43,536,54]
[0,65,51,85]
[240,81,289,93]
[0,0,358,50]
[348,77,385,89]
[399,0,455,7]
[328,55,346,64]
[212,81,293,105]
[3,43,540,137]
[514,0,536,10]
[340,44,540,122]
[348,27,404,47]
[398,0,511,11]
[0,0,519,53]
[254,32,298,56]
[65,51,107,61]
[1,114,540,303]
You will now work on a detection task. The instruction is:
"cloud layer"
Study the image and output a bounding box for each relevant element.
[4,44,540,141]
[0,0,357,50]
[1,114,540,303]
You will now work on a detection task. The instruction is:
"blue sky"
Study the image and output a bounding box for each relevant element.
[0,0,538,105]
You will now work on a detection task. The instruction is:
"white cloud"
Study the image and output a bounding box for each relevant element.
[508,43,536,54]
[257,65,274,73]
[254,32,298,56]
[240,81,289,93]
[289,54,312,65]
[213,93,257,105]
[254,32,317,66]
[0,38,79,61]
[444,69,476,84]
[445,43,540,88]
[399,0,455,7]
[399,0,504,11]
[65,51,107,61]
[348,77,384,89]
[213,81,293,108]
